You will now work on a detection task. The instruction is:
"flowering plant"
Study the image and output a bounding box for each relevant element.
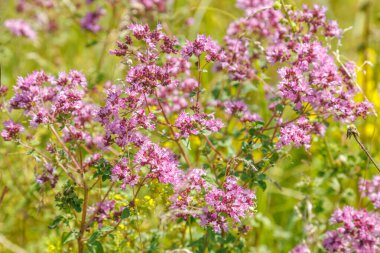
[1,0,379,252]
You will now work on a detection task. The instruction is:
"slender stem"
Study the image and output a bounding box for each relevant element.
[95,3,117,74]
[352,134,380,173]
[203,135,226,161]
[0,186,8,207]
[154,92,191,167]
[50,125,82,172]
[196,56,202,110]
[100,177,150,238]
[78,182,89,253]
[85,181,116,229]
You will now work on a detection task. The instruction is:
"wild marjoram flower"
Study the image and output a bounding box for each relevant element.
[289,243,311,253]
[360,176,380,209]
[0,0,376,251]
[323,206,380,252]
[4,19,36,40]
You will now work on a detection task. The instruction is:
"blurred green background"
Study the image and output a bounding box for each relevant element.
[0,0,380,252]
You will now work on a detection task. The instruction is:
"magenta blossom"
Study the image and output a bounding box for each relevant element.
[4,19,36,40]
[1,120,24,141]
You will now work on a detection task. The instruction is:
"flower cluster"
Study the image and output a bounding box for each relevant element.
[171,172,256,233]
[111,159,140,189]
[170,168,207,213]
[201,177,255,232]
[277,117,325,149]
[88,200,116,227]
[182,34,225,62]
[323,206,380,252]
[1,120,24,141]
[275,42,372,122]
[218,2,373,150]
[134,0,168,12]
[289,244,310,253]
[36,163,58,188]
[4,19,36,40]
[359,176,380,209]
[134,141,183,185]
[174,112,224,139]
[4,69,106,155]
[80,8,105,33]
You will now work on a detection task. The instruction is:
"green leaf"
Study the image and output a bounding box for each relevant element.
[55,182,83,213]
[93,158,112,181]
[99,226,114,233]
[251,143,262,150]
[258,180,267,191]
[211,87,220,99]
[181,138,191,150]
[121,208,131,219]
[85,40,98,47]
[48,215,63,229]
[62,231,78,245]
[189,91,197,97]
[258,173,266,181]
[87,231,100,244]
[87,241,104,253]
[26,149,35,155]
[275,104,284,112]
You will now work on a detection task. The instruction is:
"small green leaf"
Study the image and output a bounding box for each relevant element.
[258,180,267,190]
[251,143,262,150]
[62,231,78,245]
[99,226,114,233]
[121,208,131,219]
[48,215,63,229]
[87,241,104,253]
[181,138,191,150]
[87,231,100,244]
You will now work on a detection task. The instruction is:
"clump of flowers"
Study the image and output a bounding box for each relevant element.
[201,176,255,232]
[289,244,310,253]
[323,206,380,252]
[134,0,168,12]
[4,19,36,40]
[1,120,24,141]
[80,8,105,33]
[359,176,380,209]
[174,112,224,139]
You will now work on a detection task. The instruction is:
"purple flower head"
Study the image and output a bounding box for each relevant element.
[174,112,224,139]
[80,8,105,33]
[174,112,199,139]
[1,120,24,141]
[134,141,184,185]
[277,117,312,150]
[4,19,36,40]
[201,176,256,232]
[36,163,58,188]
[224,100,248,115]
[236,0,274,15]
[0,86,8,97]
[241,112,262,123]
[359,176,380,209]
[289,244,310,253]
[135,0,167,12]
[323,206,380,253]
[112,158,139,189]
[170,168,208,215]
[182,34,225,62]
[88,200,116,227]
